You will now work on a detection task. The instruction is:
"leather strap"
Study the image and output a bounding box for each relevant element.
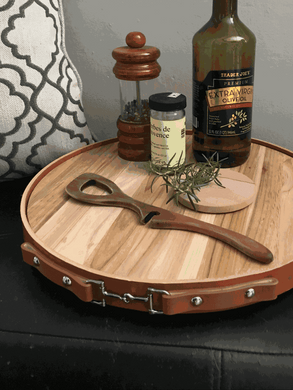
[162,278,279,315]
[21,242,279,315]
[21,242,94,302]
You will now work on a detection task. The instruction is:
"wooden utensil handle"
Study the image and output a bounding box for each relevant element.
[150,217,274,264]
[66,174,273,264]
[66,173,155,221]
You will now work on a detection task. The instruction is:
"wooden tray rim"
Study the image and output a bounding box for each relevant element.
[20,135,293,290]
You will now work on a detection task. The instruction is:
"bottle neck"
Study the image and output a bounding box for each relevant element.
[212,0,238,21]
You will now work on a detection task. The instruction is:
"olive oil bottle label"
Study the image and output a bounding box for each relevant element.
[193,68,254,137]
[150,117,186,166]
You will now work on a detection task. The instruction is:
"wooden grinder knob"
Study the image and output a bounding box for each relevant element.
[126,32,146,48]
[112,31,161,81]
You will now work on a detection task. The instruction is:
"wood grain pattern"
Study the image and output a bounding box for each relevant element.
[24,135,293,287]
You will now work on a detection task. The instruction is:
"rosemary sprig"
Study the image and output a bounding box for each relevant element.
[147,152,227,210]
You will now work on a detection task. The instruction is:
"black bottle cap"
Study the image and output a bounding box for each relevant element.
[149,92,186,112]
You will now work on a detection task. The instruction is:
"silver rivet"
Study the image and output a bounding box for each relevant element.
[191,296,203,306]
[62,276,72,286]
[246,288,255,298]
[33,256,40,266]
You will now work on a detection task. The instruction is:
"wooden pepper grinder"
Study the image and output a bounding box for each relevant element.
[112,32,161,161]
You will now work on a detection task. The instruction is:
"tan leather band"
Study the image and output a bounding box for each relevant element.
[162,278,278,315]
[21,242,279,315]
[21,242,94,302]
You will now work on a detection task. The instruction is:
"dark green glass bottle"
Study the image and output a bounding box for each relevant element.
[192,0,256,167]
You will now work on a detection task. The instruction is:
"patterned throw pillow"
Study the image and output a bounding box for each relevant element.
[0,0,93,181]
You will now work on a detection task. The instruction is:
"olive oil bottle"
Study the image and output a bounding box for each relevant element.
[192,0,256,167]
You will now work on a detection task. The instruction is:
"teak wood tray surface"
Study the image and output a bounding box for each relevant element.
[20,133,293,315]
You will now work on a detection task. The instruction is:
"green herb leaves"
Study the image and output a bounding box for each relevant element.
[147,152,226,210]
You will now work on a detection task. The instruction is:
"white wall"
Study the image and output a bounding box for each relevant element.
[62,0,293,150]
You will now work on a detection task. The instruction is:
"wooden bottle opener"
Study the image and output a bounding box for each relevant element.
[65,173,273,265]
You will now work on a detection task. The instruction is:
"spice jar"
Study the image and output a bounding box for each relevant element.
[149,92,187,167]
[112,32,161,161]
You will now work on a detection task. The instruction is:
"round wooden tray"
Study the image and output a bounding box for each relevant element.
[20,133,293,315]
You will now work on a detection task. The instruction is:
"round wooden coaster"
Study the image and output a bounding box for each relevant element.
[178,169,256,213]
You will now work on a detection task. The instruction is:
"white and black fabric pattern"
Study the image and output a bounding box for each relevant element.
[0,0,93,181]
